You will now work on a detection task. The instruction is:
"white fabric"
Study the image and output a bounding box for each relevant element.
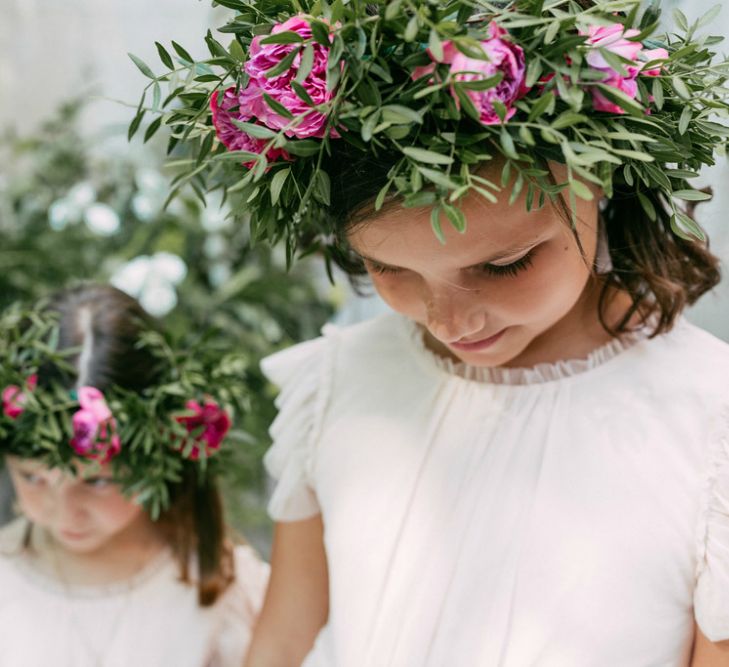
[261,311,729,667]
[0,520,269,667]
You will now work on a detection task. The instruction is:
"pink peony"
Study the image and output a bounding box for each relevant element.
[581,24,669,113]
[412,22,528,125]
[210,88,291,168]
[244,15,338,139]
[174,399,231,460]
[2,375,37,420]
[70,387,121,463]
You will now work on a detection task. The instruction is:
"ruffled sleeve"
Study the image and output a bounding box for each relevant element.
[260,332,334,521]
[694,406,729,642]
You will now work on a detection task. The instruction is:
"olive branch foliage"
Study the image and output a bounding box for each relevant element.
[0,301,266,520]
[129,0,729,261]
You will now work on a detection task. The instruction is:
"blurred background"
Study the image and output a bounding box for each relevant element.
[1,0,728,548]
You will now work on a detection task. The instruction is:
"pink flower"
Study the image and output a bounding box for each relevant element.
[70,387,121,463]
[581,24,669,113]
[174,399,231,460]
[639,47,669,77]
[244,16,338,139]
[2,375,37,420]
[412,22,528,125]
[210,88,290,168]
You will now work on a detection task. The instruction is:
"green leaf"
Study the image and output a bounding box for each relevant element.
[385,0,403,21]
[315,170,331,205]
[637,192,657,221]
[270,167,290,206]
[155,42,174,69]
[404,15,419,42]
[143,116,163,143]
[528,91,555,121]
[499,128,519,160]
[265,47,300,79]
[672,189,712,201]
[171,41,194,64]
[284,139,321,156]
[402,146,453,165]
[128,53,155,79]
[430,206,446,244]
[671,211,705,241]
[443,203,467,232]
[310,20,331,46]
[295,44,315,83]
[291,80,315,106]
[231,119,278,139]
[128,110,146,141]
[525,58,543,89]
[260,31,305,45]
[380,105,423,125]
[610,148,655,162]
[678,106,692,135]
[263,93,295,120]
[416,166,459,189]
[671,76,691,100]
[568,178,594,201]
[672,8,689,32]
[429,29,444,62]
[651,78,664,110]
[552,111,588,130]
[544,20,560,45]
[457,73,504,92]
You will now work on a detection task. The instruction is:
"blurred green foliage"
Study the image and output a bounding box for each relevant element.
[0,97,334,549]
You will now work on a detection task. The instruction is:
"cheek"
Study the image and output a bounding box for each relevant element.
[493,241,591,317]
[12,483,51,522]
[88,492,144,533]
[370,273,424,317]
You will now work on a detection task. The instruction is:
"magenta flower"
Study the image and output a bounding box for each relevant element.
[244,15,339,139]
[210,88,291,168]
[174,399,231,460]
[70,387,121,463]
[581,24,669,113]
[2,375,37,420]
[413,22,528,125]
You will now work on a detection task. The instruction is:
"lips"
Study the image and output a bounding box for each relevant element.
[448,328,506,352]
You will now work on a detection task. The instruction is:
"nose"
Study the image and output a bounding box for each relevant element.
[48,477,88,528]
[424,281,486,343]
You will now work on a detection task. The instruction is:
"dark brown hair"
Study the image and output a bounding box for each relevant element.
[40,284,234,606]
[321,142,721,338]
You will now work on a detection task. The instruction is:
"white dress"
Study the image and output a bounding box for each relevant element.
[261,312,729,667]
[0,519,269,667]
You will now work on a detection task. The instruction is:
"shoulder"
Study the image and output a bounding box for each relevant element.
[261,311,407,386]
[633,318,729,396]
[0,518,28,556]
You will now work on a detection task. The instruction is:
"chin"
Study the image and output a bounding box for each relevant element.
[54,529,104,553]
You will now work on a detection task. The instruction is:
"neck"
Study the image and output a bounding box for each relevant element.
[28,515,167,587]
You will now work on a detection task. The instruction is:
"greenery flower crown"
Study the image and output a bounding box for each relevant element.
[0,301,261,519]
[130,0,729,257]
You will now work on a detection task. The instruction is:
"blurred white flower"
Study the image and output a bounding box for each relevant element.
[203,234,227,259]
[84,203,120,236]
[208,263,232,288]
[110,252,187,317]
[48,199,77,231]
[132,168,168,222]
[135,169,166,194]
[66,182,96,209]
[201,191,232,232]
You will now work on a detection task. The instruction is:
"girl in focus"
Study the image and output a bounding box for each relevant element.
[0,284,269,667]
[141,0,729,665]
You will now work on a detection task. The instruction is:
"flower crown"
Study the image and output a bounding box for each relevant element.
[130,0,729,253]
[0,302,256,519]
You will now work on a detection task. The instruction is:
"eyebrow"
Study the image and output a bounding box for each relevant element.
[355,239,540,271]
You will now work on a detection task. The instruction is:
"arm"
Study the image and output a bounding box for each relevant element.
[691,623,729,667]
[244,516,329,667]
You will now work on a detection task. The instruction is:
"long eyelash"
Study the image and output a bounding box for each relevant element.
[482,251,535,278]
[367,261,400,276]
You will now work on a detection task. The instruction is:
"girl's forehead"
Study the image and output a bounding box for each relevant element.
[349,194,558,266]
